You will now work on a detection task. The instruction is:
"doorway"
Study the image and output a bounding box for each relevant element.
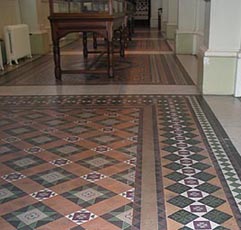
[134,0,151,27]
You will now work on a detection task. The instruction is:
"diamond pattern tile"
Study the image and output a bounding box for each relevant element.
[0,144,21,155]
[203,210,232,224]
[0,183,26,204]
[168,210,198,225]
[30,167,78,187]
[101,204,133,229]
[30,188,57,201]
[25,134,59,145]
[168,195,194,208]
[76,154,120,170]
[0,95,240,230]
[2,203,63,229]
[66,209,97,225]
[49,144,87,157]
[62,183,116,208]
[4,155,46,171]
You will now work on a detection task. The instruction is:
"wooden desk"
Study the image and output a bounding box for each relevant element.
[48,0,127,80]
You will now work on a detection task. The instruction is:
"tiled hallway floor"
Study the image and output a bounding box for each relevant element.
[0,28,241,230]
[0,95,241,229]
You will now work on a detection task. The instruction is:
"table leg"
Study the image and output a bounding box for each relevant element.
[53,40,61,80]
[107,39,114,78]
[119,28,125,57]
[93,32,97,49]
[83,32,88,58]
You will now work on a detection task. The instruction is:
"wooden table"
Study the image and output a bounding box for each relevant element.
[48,0,127,80]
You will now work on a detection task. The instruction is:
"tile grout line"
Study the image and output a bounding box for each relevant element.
[141,105,158,230]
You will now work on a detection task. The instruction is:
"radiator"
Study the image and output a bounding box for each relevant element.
[4,24,32,65]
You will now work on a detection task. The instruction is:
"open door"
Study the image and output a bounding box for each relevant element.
[134,0,151,27]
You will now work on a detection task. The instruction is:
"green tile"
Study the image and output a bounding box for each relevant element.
[165,172,187,182]
[48,144,87,157]
[183,133,197,138]
[233,188,241,193]
[163,154,182,162]
[199,195,225,208]
[161,133,176,138]
[203,210,232,224]
[186,146,203,153]
[224,172,236,177]
[229,182,241,188]
[196,183,220,194]
[164,162,184,171]
[235,194,241,199]
[184,139,201,145]
[168,210,198,225]
[62,183,116,208]
[101,204,133,229]
[25,134,59,145]
[0,184,26,204]
[168,195,194,208]
[193,172,215,182]
[188,154,207,161]
[182,127,195,132]
[162,146,179,153]
[2,202,63,230]
[192,162,211,171]
[30,167,78,187]
[4,155,46,171]
[163,139,179,145]
[166,183,190,194]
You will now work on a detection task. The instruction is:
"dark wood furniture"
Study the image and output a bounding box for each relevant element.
[48,0,129,80]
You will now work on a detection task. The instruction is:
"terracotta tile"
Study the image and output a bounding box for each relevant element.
[43,196,80,215]
[96,178,132,194]
[14,178,44,193]
[0,163,14,176]
[21,162,54,176]
[0,195,36,215]
[62,163,91,176]
[104,151,130,161]
[82,217,120,230]
[68,150,96,162]
[36,217,76,230]
[0,217,16,230]
[98,163,132,176]
[88,195,131,216]
[50,178,88,194]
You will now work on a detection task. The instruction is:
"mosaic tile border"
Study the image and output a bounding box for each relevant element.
[152,106,167,230]
[189,97,241,226]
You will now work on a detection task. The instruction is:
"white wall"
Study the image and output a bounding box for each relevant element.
[19,0,38,32]
[209,0,241,51]
[0,0,21,38]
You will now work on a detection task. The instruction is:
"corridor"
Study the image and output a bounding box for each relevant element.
[0,28,241,230]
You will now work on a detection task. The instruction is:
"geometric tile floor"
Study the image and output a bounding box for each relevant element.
[0,95,241,229]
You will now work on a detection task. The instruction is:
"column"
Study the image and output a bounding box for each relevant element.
[176,0,206,54]
[198,0,241,95]
[161,0,168,33]
[166,0,178,39]
[150,0,162,28]
[234,44,241,97]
